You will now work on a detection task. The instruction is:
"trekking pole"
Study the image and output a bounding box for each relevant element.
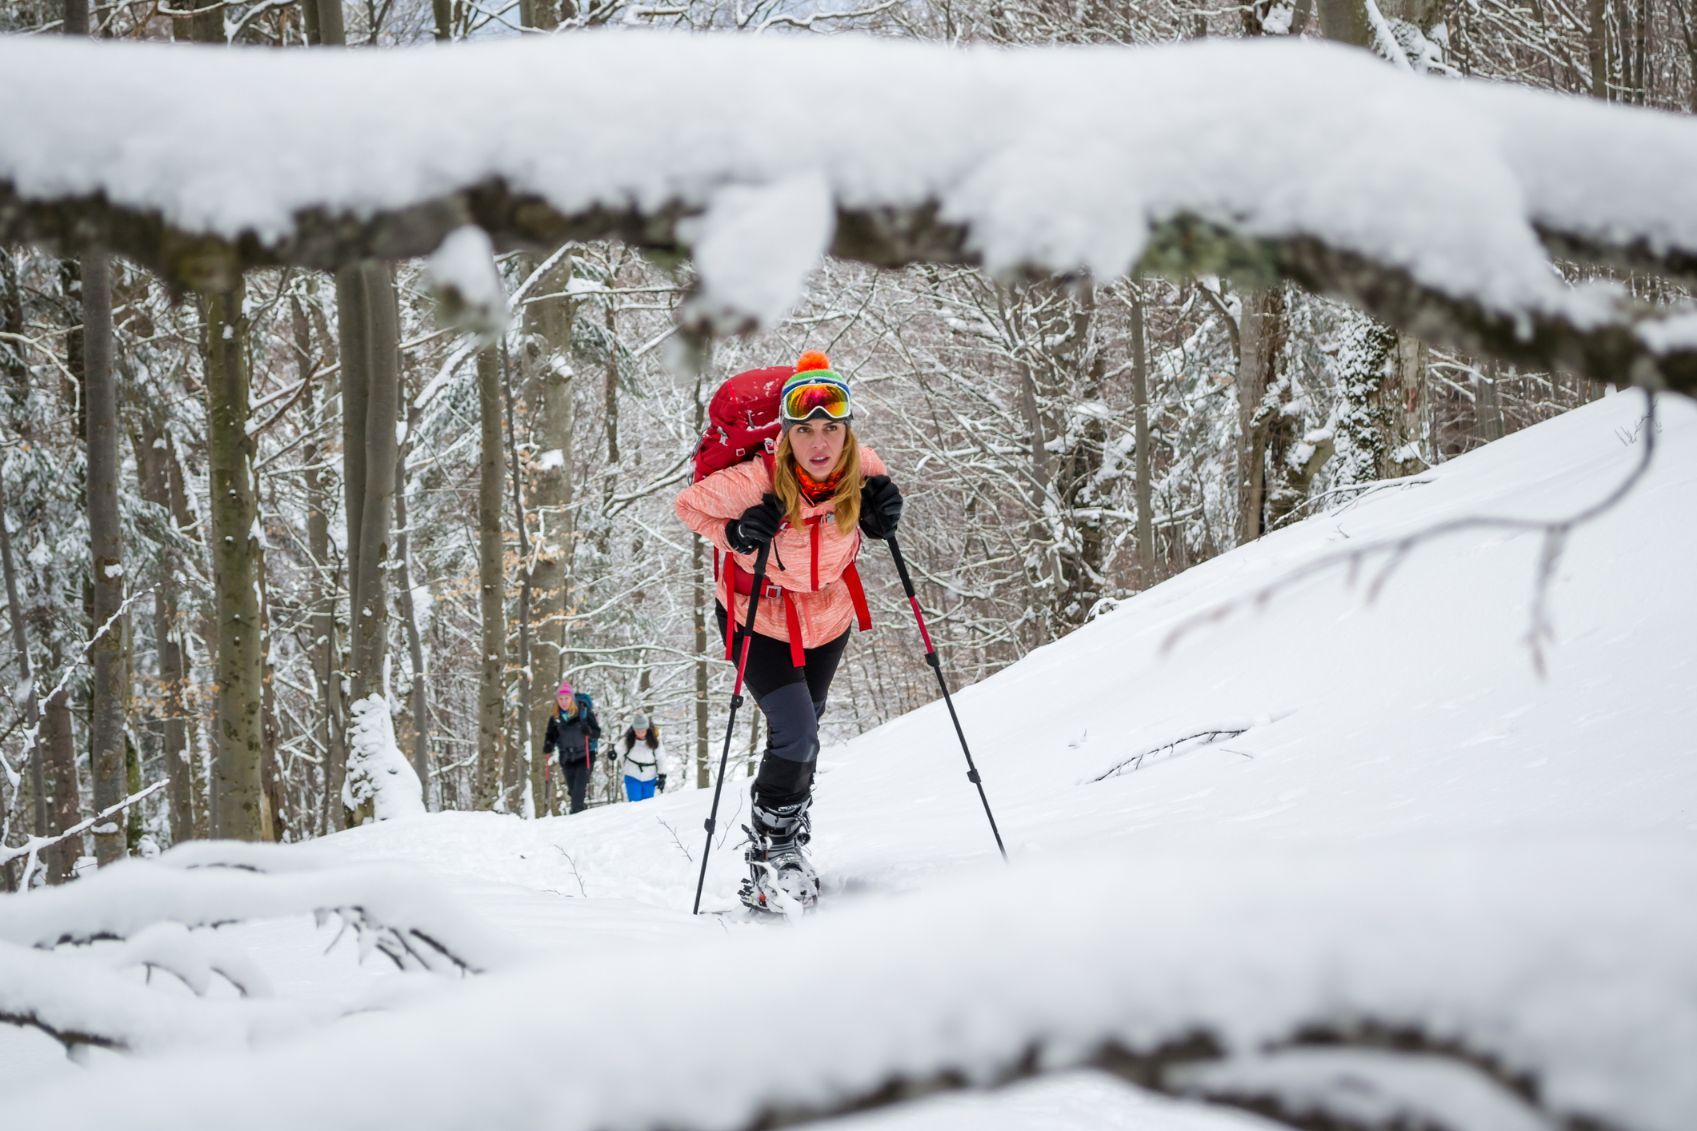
[886,533,1008,861]
[692,542,772,914]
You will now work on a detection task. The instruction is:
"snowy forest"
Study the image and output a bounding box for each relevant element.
[3,1,1696,1130]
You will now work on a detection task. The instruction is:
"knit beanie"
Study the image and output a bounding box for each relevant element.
[780,351,852,426]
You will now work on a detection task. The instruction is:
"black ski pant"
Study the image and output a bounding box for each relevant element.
[716,604,849,806]
[561,757,593,814]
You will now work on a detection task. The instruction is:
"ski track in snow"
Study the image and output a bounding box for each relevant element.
[3,392,1696,1131]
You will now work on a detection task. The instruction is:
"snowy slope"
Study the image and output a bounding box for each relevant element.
[3,390,1694,1131]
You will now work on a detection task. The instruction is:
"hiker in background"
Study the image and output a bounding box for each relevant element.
[618,714,670,802]
[674,350,903,911]
[544,681,602,814]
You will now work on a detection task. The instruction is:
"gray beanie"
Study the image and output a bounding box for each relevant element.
[632,714,650,731]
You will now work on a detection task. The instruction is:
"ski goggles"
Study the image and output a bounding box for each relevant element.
[780,377,852,424]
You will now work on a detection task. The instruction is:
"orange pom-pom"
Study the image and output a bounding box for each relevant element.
[795,350,831,373]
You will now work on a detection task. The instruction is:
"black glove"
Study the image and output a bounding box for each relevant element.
[656,773,667,793]
[859,475,903,540]
[726,494,783,554]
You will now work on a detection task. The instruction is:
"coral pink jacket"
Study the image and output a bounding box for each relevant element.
[675,447,887,657]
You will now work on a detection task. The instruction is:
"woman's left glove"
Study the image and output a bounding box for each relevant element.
[859,475,903,540]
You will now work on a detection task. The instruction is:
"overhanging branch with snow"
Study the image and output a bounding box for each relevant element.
[4,33,1697,393]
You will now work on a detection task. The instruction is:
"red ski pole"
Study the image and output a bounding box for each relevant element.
[693,541,772,914]
[886,533,1007,861]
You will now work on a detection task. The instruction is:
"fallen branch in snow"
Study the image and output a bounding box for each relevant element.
[1163,391,1658,675]
[1271,475,1435,531]
[1092,728,1249,781]
[656,816,694,864]
[553,845,588,897]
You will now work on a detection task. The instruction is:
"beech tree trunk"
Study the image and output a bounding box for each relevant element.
[204,282,265,840]
[292,292,346,835]
[338,264,385,704]
[1055,281,1108,627]
[0,470,47,844]
[394,395,431,800]
[1377,334,1430,477]
[41,637,82,883]
[476,347,507,811]
[522,253,575,817]
[64,0,127,864]
[1129,287,1155,585]
[1235,287,1286,543]
[82,249,127,865]
[134,415,198,844]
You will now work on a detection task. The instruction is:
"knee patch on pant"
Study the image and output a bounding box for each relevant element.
[755,681,819,765]
[754,753,814,807]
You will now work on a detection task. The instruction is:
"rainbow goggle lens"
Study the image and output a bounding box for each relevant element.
[780,379,853,424]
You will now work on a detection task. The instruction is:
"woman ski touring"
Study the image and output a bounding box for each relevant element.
[618,714,670,802]
[675,351,903,911]
[544,681,602,814]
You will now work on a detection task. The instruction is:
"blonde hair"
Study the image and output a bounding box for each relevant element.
[773,427,863,535]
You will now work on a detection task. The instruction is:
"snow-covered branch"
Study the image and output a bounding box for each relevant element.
[0,842,522,1056]
[4,842,512,971]
[0,779,169,890]
[4,842,1690,1131]
[6,35,1697,391]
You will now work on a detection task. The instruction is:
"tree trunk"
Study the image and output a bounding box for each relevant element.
[64,0,126,865]
[522,253,575,817]
[1,249,25,403]
[81,249,127,865]
[476,347,507,811]
[603,295,620,465]
[394,395,431,802]
[1588,0,1612,100]
[1129,286,1155,586]
[1476,361,1506,444]
[351,261,400,704]
[204,282,265,840]
[1334,314,1397,487]
[134,415,198,844]
[1235,287,1286,543]
[0,470,47,842]
[1265,381,1335,531]
[292,292,346,835]
[1055,281,1108,627]
[257,546,285,841]
[1316,0,1371,48]
[313,0,345,44]
[338,260,405,824]
[41,638,82,883]
[1377,334,1429,477]
[503,344,534,813]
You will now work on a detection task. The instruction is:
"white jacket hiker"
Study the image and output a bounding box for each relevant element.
[619,716,671,801]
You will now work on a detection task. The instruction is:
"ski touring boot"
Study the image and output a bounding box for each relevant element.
[739,791,818,915]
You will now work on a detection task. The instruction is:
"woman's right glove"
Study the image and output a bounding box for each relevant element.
[725,494,783,554]
[859,475,903,539]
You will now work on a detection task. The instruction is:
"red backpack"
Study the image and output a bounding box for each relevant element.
[692,365,791,484]
[692,363,871,666]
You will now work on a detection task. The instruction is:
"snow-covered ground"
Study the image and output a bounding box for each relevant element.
[3,390,1694,1131]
